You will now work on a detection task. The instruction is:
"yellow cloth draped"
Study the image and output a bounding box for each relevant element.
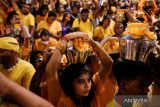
[0,37,20,52]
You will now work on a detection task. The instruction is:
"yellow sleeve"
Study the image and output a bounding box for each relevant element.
[72,18,79,28]
[93,73,118,106]
[29,14,35,26]
[93,27,99,39]
[56,21,62,32]
[36,21,43,31]
[22,64,35,89]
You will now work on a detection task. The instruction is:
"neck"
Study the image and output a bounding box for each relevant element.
[4,56,18,69]
[63,21,68,26]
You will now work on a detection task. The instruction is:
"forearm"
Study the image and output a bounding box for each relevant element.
[88,38,113,82]
[6,80,54,107]
[46,39,67,104]
[89,38,113,65]
[126,11,137,22]
[29,26,35,38]
[21,25,30,48]
[100,37,110,47]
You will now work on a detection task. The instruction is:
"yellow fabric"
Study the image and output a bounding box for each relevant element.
[59,0,67,5]
[0,59,35,89]
[16,9,35,29]
[93,20,115,42]
[138,0,157,16]
[72,18,93,38]
[0,37,20,52]
[103,39,119,54]
[93,26,105,42]
[123,23,156,40]
[36,15,47,25]
[0,59,35,107]
[107,20,115,36]
[36,20,62,36]
[56,73,117,107]
[34,37,58,52]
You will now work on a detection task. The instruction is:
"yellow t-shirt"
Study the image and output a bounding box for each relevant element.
[34,37,58,52]
[16,10,35,29]
[103,39,119,54]
[36,20,62,36]
[72,18,93,38]
[93,20,115,42]
[0,59,35,107]
[0,59,35,89]
[104,19,115,37]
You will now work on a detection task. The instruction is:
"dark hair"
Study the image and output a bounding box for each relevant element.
[71,1,80,9]
[99,15,110,26]
[6,11,18,24]
[62,12,70,22]
[48,11,56,17]
[38,5,49,16]
[81,9,89,14]
[59,64,95,106]
[113,60,153,84]
[40,29,50,37]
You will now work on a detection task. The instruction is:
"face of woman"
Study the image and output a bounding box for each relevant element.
[65,14,71,22]
[72,72,92,98]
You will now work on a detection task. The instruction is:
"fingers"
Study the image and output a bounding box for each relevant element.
[65,32,88,40]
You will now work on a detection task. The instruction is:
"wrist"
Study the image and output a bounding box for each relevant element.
[56,42,66,54]
[61,36,69,42]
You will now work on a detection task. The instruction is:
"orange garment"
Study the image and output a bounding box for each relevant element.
[20,45,31,61]
[56,73,117,107]
[34,37,58,52]
[138,0,157,16]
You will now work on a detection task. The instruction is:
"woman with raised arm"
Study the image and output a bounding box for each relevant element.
[46,32,117,107]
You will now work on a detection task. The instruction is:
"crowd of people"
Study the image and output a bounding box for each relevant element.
[0,0,160,107]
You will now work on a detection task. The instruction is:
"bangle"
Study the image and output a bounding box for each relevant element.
[61,37,69,42]
[56,42,66,54]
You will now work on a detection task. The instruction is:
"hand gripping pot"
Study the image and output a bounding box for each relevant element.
[65,40,92,64]
[120,35,156,62]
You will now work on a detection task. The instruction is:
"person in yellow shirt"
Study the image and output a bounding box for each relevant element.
[0,36,35,107]
[0,37,35,89]
[11,0,35,38]
[36,11,62,38]
[35,5,49,25]
[93,15,115,42]
[72,9,94,37]
[33,29,58,63]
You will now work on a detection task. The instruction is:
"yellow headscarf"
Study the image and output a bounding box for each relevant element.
[0,37,20,52]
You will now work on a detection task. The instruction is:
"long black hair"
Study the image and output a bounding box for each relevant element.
[59,63,95,106]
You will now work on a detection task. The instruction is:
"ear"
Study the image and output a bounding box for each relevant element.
[10,50,18,56]
[119,80,130,94]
